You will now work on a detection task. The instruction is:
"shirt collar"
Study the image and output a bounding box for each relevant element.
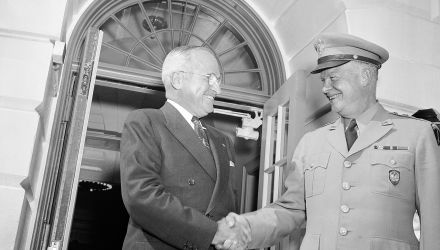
[343,102,380,135]
[167,99,194,129]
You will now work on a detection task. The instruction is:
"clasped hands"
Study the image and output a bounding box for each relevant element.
[212,212,251,250]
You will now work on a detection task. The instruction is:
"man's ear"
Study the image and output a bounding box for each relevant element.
[360,68,372,87]
[170,72,183,89]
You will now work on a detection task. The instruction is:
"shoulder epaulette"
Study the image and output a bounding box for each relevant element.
[389,112,431,122]
[389,111,409,117]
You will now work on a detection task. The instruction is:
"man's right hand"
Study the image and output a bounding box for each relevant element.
[212,213,251,250]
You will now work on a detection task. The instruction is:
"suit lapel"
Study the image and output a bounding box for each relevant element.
[327,118,349,157]
[161,103,217,181]
[205,127,230,214]
[348,105,394,156]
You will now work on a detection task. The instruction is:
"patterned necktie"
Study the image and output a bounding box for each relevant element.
[191,116,210,149]
[345,119,358,150]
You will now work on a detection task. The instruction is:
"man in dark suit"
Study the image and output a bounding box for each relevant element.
[120,46,239,249]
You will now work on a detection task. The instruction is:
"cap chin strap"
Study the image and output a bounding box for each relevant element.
[318,54,381,68]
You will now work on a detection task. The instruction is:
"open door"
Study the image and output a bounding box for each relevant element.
[257,71,307,250]
[46,28,103,250]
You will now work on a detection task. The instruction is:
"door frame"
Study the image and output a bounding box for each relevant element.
[32,1,287,248]
[257,71,307,250]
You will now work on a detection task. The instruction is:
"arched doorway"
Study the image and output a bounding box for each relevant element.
[33,1,285,249]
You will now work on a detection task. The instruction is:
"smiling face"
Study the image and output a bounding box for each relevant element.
[320,61,376,118]
[175,49,221,118]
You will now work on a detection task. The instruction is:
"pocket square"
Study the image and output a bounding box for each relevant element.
[229,161,235,167]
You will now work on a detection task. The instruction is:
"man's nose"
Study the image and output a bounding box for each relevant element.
[322,78,332,93]
[210,80,221,95]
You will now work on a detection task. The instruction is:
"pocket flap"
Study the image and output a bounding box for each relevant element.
[371,150,413,170]
[305,152,330,171]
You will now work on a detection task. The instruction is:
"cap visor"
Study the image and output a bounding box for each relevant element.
[310,60,350,74]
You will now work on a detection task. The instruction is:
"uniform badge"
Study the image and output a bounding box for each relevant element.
[389,170,400,185]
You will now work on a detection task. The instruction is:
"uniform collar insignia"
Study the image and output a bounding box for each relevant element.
[381,119,393,126]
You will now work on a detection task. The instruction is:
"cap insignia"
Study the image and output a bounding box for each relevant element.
[314,39,325,56]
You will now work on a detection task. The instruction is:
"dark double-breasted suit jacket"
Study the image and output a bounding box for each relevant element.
[120,102,238,250]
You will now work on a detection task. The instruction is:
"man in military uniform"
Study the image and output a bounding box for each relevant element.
[214,33,440,250]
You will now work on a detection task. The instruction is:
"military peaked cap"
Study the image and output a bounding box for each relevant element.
[311,33,389,74]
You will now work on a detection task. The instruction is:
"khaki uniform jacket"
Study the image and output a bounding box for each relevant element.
[244,104,440,250]
[120,103,238,250]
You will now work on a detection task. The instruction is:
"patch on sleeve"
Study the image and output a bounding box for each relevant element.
[432,123,440,146]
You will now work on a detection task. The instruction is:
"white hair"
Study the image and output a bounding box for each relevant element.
[161,46,216,88]
[355,60,378,79]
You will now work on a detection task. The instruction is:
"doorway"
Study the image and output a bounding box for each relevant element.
[67,78,261,249]
[36,1,285,249]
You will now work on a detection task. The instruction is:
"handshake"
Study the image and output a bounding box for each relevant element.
[212,212,251,250]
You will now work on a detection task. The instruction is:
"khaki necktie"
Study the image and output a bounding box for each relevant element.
[191,117,210,149]
[345,119,358,150]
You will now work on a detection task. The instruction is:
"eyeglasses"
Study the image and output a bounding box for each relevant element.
[180,71,222,86]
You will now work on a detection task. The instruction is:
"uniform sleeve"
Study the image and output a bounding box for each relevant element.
[415,123,440,250]
[120,110,217,249]
[243,134,308,248]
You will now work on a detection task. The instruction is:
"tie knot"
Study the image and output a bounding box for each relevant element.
[347,119,357,131]
[191,116,205,130]
[191,116,201,126]
[191,116,199,123]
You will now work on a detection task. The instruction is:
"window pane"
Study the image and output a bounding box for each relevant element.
[188,7,223,44]
[220,44,258,70]
[97,0,273,93]
[224,72,262,90]
[208,23,244,54]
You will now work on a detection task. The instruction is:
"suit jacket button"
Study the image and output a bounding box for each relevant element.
[342,182,351,190]
[188,178,195,185]
[339,227,348,236]
[343,161,352,168]
[340,205,350,213]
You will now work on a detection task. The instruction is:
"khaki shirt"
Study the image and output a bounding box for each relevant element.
[244,104,440,250]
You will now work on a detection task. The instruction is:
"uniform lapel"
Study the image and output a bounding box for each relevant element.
[205,127,230,214]
[161,103,217,181]
[327,118,349,157]
[348,105,394,156]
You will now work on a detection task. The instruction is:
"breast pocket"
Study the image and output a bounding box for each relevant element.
[304,153,330,198]
[370,150,415,201]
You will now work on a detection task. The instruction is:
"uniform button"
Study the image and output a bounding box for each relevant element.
[342,182,351,190]
[340,205,350,213]
[339,227,348,236]
[390,159,396,165]
[188,178,195,185]
[343,161,352,168]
